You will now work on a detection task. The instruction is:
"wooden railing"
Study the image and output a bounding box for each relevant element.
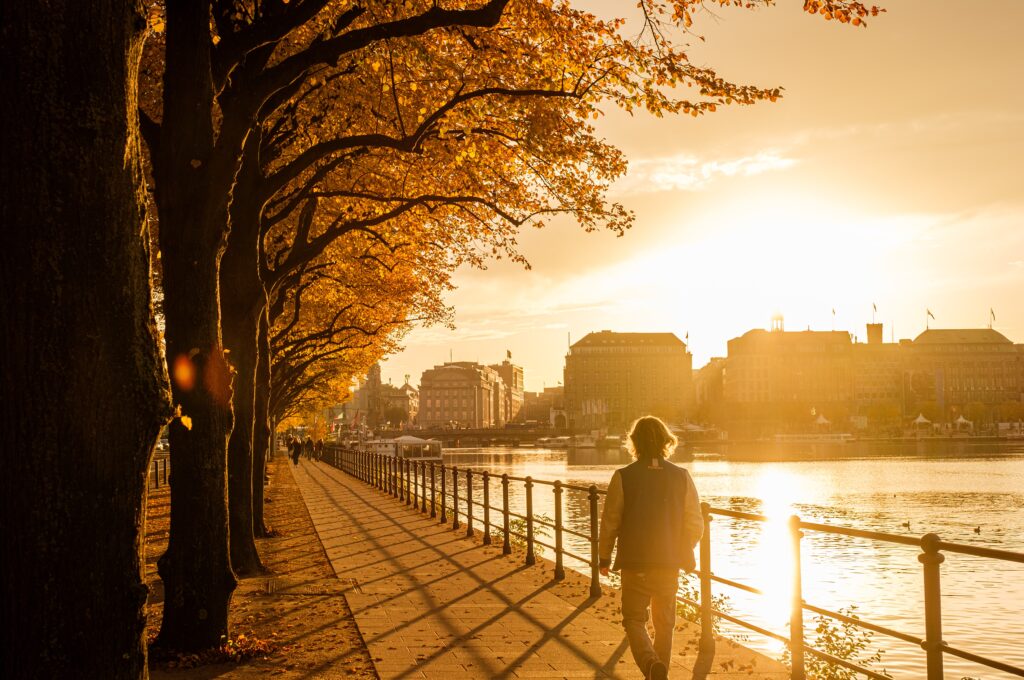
[324,447,1024,679]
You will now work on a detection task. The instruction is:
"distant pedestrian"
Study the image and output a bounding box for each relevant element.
[599,416,703,680]
[315,438,324,462]
[303,436,313,460]
[290,437,301,466]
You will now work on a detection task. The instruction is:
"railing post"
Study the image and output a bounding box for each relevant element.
[919,533,945,680]
[553,481,565,581]
[396,458,403,500]
[405,458,412,504]
[390,457,396,497]
[501,473,511,555]
[153,461,159,489]
[525,477,536,566]
[482,471,492,545]
[699,503,715,662]
[407,458,415,507]
[439,464,448,524]
[588,484,600,597]
[430,462,437,518]
[466,468,475,538]
[420,461,427,513]
[451,466,460,530]
[789,515,806,680]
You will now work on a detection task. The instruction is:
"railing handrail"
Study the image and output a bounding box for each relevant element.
[321,445,1024,679]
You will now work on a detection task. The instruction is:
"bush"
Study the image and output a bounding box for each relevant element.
[781,606,891,680]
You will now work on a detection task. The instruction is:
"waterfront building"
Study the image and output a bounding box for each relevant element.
[523,386,565,427]
[704,320,1024,435]
[850,324,903,427]
[344,365,420,428]
[721,324,854,435]
[564,331,693,432]
[693,357,726,425]
[379,378,419,426]
[900,328,1024,423]
[419,361,507,428]
[489,357,525,423]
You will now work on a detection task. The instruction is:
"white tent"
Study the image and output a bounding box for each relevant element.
[913,413,931,425]
[955,414,973,429]
[815,414,831,425]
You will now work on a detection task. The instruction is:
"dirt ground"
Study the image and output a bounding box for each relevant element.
[144,456,377,678]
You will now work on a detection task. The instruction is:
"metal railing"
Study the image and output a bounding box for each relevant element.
[323,447,1024,679]
[149,457,170,490]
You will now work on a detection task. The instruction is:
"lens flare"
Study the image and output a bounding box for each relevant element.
[172,354,196,391]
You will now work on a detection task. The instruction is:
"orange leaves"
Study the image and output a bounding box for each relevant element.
[802,0,885,26]
[172,404,192,431]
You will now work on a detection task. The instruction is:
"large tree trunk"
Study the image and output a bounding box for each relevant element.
[156,237,237,650]
[253,308,273,536]
[221,217,266,575]
[152,2,238,651]
[0,1,171,677]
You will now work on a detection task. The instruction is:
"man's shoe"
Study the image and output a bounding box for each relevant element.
[648,660,668,680]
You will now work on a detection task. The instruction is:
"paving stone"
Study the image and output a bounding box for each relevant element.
[292,462,788,679]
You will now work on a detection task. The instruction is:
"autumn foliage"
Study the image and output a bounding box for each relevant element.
[132,0,883,659]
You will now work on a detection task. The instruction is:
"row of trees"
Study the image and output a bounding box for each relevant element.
[2,0,880,677]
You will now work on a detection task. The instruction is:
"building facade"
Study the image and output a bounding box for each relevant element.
[564,331,693,432]
[722,327,855,434]
[344,365,420,429]
[523,386,565,427]
[706,322,1024,435]
[419,361,508,428]
[900,328,1024,423]
[489,358,525,423]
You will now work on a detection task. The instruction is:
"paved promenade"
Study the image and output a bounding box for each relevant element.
[292,461,788,679]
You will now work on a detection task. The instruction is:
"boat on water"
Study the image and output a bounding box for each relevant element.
[569,432,625,451]
[535,435,572,449]
[358,435,443,461]
[772,433,855,444]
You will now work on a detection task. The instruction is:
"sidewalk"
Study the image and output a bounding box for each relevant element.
[292,461,788,680]
[145,457,376,678]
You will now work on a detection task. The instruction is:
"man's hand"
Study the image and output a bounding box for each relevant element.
[599,566,609,577]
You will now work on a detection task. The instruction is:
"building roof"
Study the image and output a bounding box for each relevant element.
[572,331,685,348]
[912,328,1012,345]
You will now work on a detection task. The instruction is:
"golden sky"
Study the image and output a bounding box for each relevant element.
[382,0,1024,392]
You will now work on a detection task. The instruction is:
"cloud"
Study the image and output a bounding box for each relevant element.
[615,150,797,195]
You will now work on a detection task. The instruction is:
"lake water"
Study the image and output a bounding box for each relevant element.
[437,445,1024,679]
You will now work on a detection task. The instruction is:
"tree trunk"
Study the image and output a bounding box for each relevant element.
[221,219,266,574]
[253,308,273,536]
[156,236,237,650]
[152,2,238,651]
[0,1,171,677]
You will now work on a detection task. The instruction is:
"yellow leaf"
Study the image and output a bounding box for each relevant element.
[180,415,193,431]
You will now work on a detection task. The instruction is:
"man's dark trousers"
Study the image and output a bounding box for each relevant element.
[621,567,678,673]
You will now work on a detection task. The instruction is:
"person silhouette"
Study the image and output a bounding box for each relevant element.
[599,416,703,680]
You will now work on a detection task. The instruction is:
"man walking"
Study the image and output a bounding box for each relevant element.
[599,416,703,679]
